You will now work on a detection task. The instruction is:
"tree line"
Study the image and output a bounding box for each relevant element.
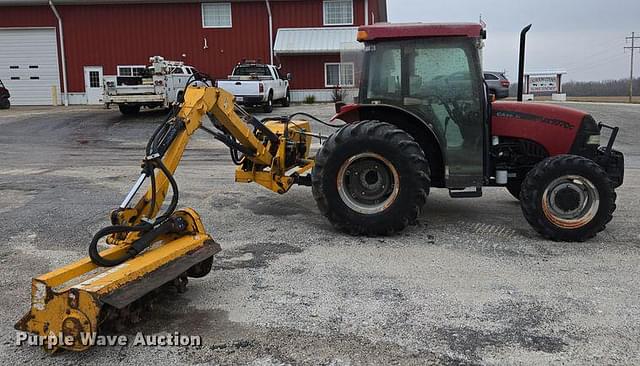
[509,78,640,97]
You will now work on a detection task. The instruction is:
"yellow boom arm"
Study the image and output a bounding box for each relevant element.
[15,85,313,352]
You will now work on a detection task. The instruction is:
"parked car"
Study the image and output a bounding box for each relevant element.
[0,79,10,109]
[483,71,510,99]
[217,60,290,113]
[103,56,198,115]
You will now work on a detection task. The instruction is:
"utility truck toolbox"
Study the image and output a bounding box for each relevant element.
[103,56,198,115]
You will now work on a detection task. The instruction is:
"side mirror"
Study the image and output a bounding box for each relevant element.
[286,73,292,81]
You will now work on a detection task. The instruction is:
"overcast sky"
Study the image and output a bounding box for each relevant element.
[387,0,640,81]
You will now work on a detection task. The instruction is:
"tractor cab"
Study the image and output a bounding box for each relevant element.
[357,23,487,190]
[338,23,489,191]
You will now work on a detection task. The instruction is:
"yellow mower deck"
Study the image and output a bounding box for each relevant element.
[15,210,221,352]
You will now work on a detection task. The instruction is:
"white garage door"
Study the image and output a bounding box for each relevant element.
[0,28,60,105]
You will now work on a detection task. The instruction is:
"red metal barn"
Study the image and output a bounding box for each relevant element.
[0,0,387,105]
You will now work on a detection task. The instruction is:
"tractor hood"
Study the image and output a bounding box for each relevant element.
[491,101,591,156]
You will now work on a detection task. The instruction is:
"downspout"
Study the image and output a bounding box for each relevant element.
[265,0,274,65]
[49,0,68,106]
[364,0,369,25]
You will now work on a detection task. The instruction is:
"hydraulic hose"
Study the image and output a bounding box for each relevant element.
[90,70,217,267]
[288,112,345,128]
[89,216,187,267]
[90,118,181,267]
[88,224,149,267]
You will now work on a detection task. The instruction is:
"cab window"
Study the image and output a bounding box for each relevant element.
[365,45,402,102]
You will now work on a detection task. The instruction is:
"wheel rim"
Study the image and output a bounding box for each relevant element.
[337,152,400,214]
[541,175,600,229]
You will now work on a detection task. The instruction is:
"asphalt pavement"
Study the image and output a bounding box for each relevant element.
[0,101,638,365]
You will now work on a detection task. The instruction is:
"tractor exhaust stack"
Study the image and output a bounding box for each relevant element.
[517,24,532,102]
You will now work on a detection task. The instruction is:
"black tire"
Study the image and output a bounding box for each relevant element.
[281,90,290,107]
[520,155,616,242]
[0,98,9,109]
[187,255,214,278]
[312,120,431,235]
[118,104,140,115]
[506,180,522,200]
[263,93,273,113]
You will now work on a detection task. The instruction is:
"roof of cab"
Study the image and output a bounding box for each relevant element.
[358,22,484,42]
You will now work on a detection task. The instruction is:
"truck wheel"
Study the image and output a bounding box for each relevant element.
[262,93,273,113]
[505,180,522,200]
[520,155,616,242]
[118,105,140,115]
[0,98,9,109]
[312,120,431,235]
[281,90,290,107]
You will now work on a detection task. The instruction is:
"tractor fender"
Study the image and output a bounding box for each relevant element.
[332,103,447,187]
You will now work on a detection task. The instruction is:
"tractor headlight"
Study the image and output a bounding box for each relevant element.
[586,134,600,145]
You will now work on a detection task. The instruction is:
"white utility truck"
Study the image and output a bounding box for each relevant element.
[217,61,291,113]
[104,56,198,115]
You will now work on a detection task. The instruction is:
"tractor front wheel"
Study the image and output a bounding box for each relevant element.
[520,155,616,241]
[312,120,430,235]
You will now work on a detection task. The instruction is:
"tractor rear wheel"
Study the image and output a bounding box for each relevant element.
[520,154,616,241]
[312,120,430,235]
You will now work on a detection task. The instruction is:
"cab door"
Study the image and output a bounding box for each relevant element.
[403,38,485,188]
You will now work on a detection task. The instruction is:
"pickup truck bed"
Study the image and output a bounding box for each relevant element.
[217,63,290,113]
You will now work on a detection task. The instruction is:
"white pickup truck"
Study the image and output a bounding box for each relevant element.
[104,56,198,115]
[217,61,290,113]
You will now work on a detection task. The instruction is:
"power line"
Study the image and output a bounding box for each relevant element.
[570,53,626,73]
[624,32,640,103]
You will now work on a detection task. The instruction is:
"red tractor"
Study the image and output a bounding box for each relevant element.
[313,23,624,241]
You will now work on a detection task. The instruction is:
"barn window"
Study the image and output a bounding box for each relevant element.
[323,0,353,26]
[202,3,232,28]
[118,65,146,77]
[325,62,354,87]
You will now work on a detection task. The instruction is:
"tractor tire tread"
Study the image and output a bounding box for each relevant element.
[520,154,616,242]
[312,120,430,236]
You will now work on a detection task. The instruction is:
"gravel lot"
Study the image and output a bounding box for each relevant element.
[0,102,638,365]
